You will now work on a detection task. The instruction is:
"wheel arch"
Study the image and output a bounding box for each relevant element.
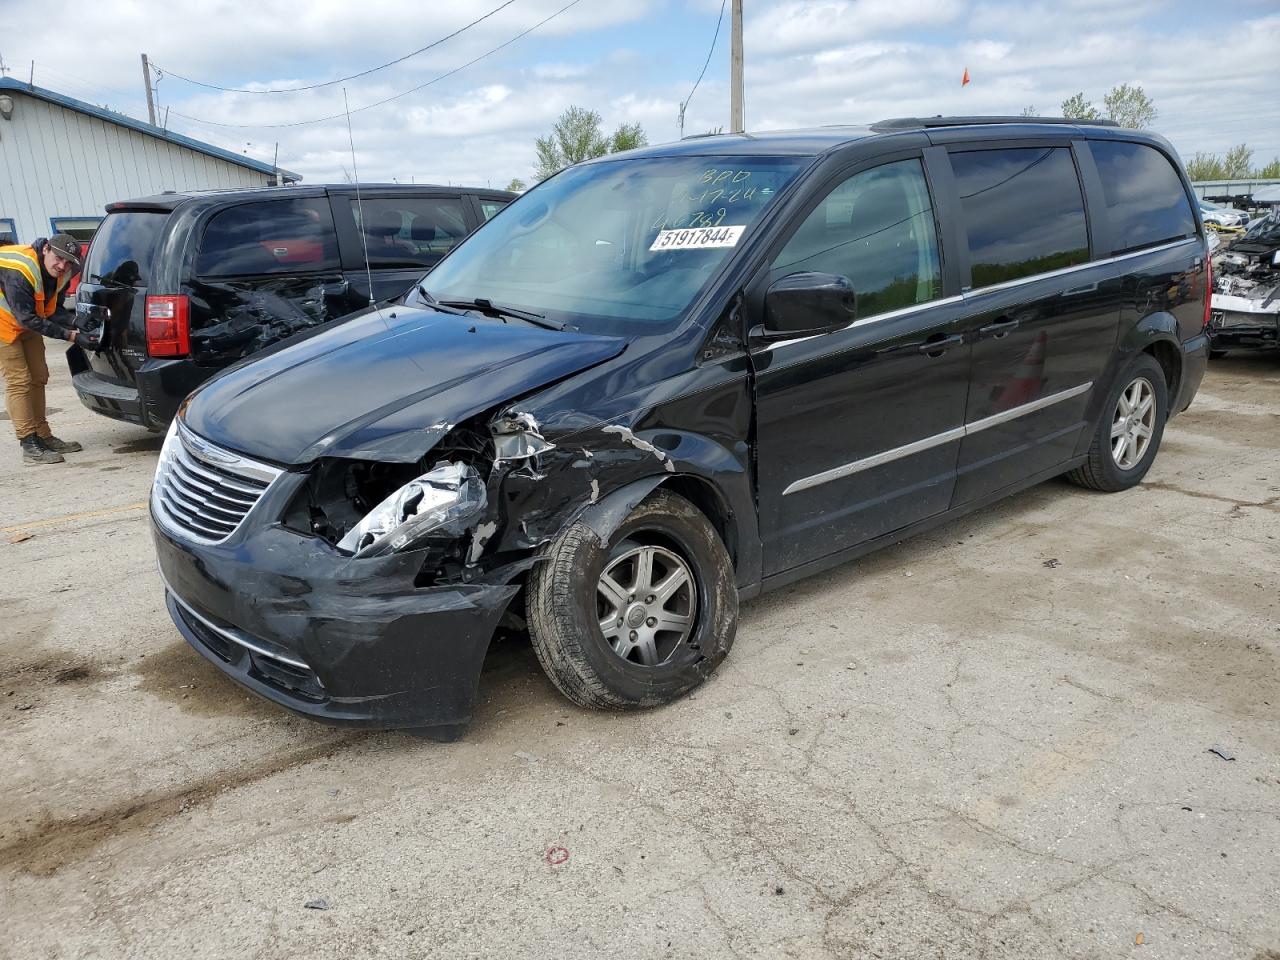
[1120,310,1183,400]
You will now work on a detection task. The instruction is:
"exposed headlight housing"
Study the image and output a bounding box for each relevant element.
[337,462,486,558]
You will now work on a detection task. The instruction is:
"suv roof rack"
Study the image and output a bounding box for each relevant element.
[871,115,1120,132]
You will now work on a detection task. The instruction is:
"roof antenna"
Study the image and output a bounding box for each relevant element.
[343,87,376,310]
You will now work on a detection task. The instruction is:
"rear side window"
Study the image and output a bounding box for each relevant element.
[197,198,339,278]
[951,147,1089,288]
[351,197,469,268]
[772,157,942,318]
[1088,140,1197,253]
[480,200,508,221]
[83,211,168,287]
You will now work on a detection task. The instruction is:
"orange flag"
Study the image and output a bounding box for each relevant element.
[962,67,970,86]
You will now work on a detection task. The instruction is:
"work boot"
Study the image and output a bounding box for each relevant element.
[40,434,83,453]
[20,434,64,464]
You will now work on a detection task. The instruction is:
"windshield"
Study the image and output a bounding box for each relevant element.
[419,155,808,333]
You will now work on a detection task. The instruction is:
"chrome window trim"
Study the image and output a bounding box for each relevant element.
[763,236,1198,353]
[782,381,1093,495]
[161,573,311,671]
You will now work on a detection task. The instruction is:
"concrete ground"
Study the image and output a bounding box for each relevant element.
[1,352,1277,960]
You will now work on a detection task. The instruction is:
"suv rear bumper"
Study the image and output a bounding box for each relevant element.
[68,348,211,431]
[151,512,520,732]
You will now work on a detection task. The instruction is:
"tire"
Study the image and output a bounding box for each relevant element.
[526,489,737,710]
[1066,353,1169,492]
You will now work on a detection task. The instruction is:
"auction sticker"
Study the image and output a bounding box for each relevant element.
[649,225,745,251]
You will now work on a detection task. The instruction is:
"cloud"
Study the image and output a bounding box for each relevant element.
[2,0,1277,192]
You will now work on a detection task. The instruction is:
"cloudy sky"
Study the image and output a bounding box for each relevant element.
[5,0,1277,187]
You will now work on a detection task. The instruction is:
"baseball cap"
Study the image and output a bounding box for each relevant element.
[47,233,83,267]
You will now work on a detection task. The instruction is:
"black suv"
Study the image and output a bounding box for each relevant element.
[69,183,514,429]
[151,118,1210,738]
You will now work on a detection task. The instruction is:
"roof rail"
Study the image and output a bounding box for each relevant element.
[871,115,1120,132]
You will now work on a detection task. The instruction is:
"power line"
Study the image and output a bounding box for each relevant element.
[153,0,518,95]
[678,0,728,136]
[166,0,583,130]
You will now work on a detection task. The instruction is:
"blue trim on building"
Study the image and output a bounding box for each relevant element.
[50,215,105,234]
[0,78,300,182]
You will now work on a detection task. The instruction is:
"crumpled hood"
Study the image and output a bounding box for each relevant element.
[182,305,625,465]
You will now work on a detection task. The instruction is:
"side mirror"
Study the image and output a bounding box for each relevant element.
[758,272,857,340]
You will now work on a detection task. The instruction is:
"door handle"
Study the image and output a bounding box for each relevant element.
[917,334,964,356]
[978,318,1020,339]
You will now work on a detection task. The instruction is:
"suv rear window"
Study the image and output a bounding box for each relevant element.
[83,211,168,287]
[197,198,339,278]
[951,147,1090,289]
[1088,140,1197,253]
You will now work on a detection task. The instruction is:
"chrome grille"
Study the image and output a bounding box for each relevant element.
[152,422,282,543]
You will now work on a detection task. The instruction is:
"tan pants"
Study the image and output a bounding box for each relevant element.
[0,330,52,441]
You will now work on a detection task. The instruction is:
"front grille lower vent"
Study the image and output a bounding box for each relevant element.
[152,423,282,543]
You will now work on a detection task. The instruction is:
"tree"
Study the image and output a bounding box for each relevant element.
[1257,157,1280,179]
[505,178,526,193]
[1185,152,1224,181]
[533,106,649,181]
[1060,93,1100,121]
[1223,143,1253,179]
[609,122,648,154]
[1102,83,1157,128]
[1018,105,1037,117]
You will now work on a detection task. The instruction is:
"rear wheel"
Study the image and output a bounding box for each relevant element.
[526,489,737,710]
[1066,353,1168,492]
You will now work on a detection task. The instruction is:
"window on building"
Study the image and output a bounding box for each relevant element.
[197,198,339,278]
[0,219,16,245]
[50,217,104,241]
[351,197,470,268]
[950,147,1090,288]
[1088,140,1198,254]
[771,158,943,318]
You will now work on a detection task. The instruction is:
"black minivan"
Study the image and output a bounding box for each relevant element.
[150,118,1210,738]
[69,183,514,430]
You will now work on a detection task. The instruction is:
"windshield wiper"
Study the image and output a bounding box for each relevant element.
[437,297,567,331]
[413,285,472,316]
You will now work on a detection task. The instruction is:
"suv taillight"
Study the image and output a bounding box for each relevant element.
[1203,254,1213,330]
[145,295,190,357]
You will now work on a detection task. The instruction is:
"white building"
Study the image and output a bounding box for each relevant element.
[0,78,299,246]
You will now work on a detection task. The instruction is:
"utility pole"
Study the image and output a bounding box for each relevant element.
[141,53,156,125]
[730,0,744,133]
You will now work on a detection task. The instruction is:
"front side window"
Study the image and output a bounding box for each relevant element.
[421,155,808,333]
[771,158,942,318]
[351,197,469,268]
[197,198,339,278]
[1089,140,1197,253]
[951,147,1089,288]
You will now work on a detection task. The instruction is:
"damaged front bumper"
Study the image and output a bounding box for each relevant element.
[1209,294,1280,349]
[152,509,520,731]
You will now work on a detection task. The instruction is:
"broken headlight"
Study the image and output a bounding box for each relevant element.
[337,462,486,558]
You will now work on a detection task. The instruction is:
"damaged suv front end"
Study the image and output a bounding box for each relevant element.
[1210,211,1280,352]
[151,149,809,735]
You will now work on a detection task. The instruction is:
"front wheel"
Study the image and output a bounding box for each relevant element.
[526,489,737,710]
[1066,353,1169,492]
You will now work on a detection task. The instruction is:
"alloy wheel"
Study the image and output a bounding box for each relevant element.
[597,544,696,666]
[1111,376,1156,470]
